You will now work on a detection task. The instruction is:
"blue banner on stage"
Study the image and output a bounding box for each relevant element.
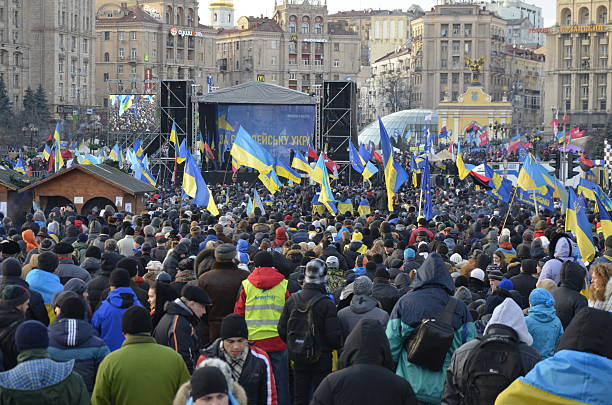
[517,185,555,211]
[216,104,315,162]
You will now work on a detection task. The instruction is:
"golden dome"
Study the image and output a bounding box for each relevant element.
[210,0,234,9]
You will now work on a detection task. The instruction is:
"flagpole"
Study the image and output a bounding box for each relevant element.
[502,187,519,231]
[417,187,424,218]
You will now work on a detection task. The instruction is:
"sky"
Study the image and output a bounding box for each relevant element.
[201,0,556,26]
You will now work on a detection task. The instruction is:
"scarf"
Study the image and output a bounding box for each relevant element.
[220,340,247,382]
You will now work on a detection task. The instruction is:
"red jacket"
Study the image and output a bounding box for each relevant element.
[408,226,434,245]
[234,267,290,353]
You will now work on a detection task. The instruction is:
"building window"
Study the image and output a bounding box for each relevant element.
[131,32,137,40]
[333,59,340,67]
[301,23,309,34]
[271,56,276,65]
[441,41,448,55]
[452,41,460,54]
[464,24,472,36]
[271,40,278,49]
[288,22,296,33]
[103,73,109,82]
[582,100,589,110]
[452,24,460,36]
[289,42,297,54]
[464,41,471,55]
[441,59,447,68]
[303,58,310,66]
[564,45,572,59]
[119,48,125,58]
[83,39,88,53]
[131,48,137,59]
[117,65,123,74]
[452,56,460,69]
[289,73,297,80]
[235,41,239,50]
[58,58,64,73]
[118,31,125,41]
[315,23,323,34]
[581,86,589,98]
[333,43,339,52]
[440,24,448,37]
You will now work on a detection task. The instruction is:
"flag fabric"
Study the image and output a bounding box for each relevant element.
[349,142,365,173]
[197,133,205,154]
[312,154,336,215]
[13,157,26,174]
[358,144,372,162]
[579,153,594,173]
[508,135,521,154]
[42,144,52,161]
[555,130,566,144]
[421,157,433,220]
[175,139,187,165]
[291,151,311,175]
[230,127,274,174]
[109,144,123,164]
[455,153,474,180]
[203,141,215,161]
[596,194,612,241]
[517,154,548,193]
[439,127,448,139]
[307,144,318,160]
[338,200,353,215]
[484,164,512,203]
[53,122,64,172]
[479,131,489,146]
[357,198,371,216]
[133,140,144,161]
[362,161,378,182]
[566,187,596,263]
[517,185,555,211]
[182,151,218,215]
[246,197,254,216]
[170,121,177,148]
[258,169,282,195]
[321,152,339,175]
[253,189,266,215]
[372,150,384,165]
[563,111,569,125]
[379,118,408,212]
[275,159,301,184]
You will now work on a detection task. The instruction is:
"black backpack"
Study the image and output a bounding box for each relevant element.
[462,327,524,405]
[286,293,326,364]
[406,297,458,371]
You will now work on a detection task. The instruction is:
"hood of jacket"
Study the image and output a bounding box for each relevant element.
[527,304,558,324]
[337,318,394,371]
[557,307,612,359]
[106,287,139,309]
[410,252,455,295]
[560,261,585,292]
[349,294,378,314]
[164,298,196,320]
[81,257,101,273]
[247,267,285,290]
[485,297,533,345]
[236,239,249,254]
[49,318,98,347]
[551,234,574,261]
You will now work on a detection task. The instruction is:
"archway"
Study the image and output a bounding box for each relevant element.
[81,197,116,215]
[44,196,75,215]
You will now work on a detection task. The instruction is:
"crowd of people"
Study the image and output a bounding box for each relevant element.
[0,179,610,405]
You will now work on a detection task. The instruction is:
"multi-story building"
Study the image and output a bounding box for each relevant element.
[544,0,611,138]
[209,0,234,29]
[0,0,30,109]
[95,1,217,109]
[480,0,545,47]
[28,0,97,119]
[214,0,361,94]
[409,3,509,109]
[328,6,424,65]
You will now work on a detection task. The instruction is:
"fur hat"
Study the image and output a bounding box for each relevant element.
[304,258,327,284]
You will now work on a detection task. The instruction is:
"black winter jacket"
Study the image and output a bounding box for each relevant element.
[311,319,416,405]
[0,304,25,371]
[153,298,201,373]
[0,276,49,325]
[509,272,538,308]
[371,278,399,314]
[552,261,588,329]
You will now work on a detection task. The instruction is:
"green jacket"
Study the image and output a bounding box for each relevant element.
[0,349,90,405]
[92,334,190,405]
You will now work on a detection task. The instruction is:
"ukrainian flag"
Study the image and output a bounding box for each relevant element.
[275,159,301,184]
[230,126,273,174]
[312,194,326,215]
[422,156,433,220]
[182,151,218,215]
[258,169,282,195]
[455,152,473,180]
[133,140,145,161]
[197,132,205,154]
[338,200,353,215]
[253,189,266,215]
[555,129,566,144]
[484,164,512,203]
[517,154,548,194]
[291,151,312,175]
[13,157,26,174]
[362,161,378,182]
[312,154,337,215]
[596,194,612,240]
[42,144,52,161]
[577,178,599,202]
[177,139,187,164]
[53,122,64,172]
[246,196,254,216]
[566,187,596,263]
[379,118,408,212]
[357,198,371,216]
[110,144,123,165]
[170,121,177,149]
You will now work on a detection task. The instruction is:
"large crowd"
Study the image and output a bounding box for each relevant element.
[0,178,610,405]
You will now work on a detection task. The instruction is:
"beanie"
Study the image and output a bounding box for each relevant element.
[1,257,22,277]
[220,314,248,340]
[37,251,59,272]
[64,278,87,295]
[215,243,236,262]
[498,279,514,291]
[121,305,153,334]
[110,268,131,288]
[52,291,78,308]
[521,259,537,274]
[304,258,327,284]
[77,233,88,243]
[529,288,555,307]
[470,268,485,282]
[54,242,74,255]
[60,296,86,320]
[353,276,373,296]
[181,285,212,305]
[404,248,416,259]
[0,285,29,307]
[85,245,101,260]
[15,320,48,352]
[191,367,228,400]
[253,251,274,268]
[116,257,140,278]
[39,238,55,252]
[374,268,390,279]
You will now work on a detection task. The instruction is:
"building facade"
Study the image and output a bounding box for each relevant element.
[94,1,217,109]
[214,0,361,94]
[544,0,611,138]
[479,0,545,47]
[0,0,30,110]
[209,0,234,29]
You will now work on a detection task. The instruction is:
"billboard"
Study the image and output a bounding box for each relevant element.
[108,94,159,133]
[217,104,316,163]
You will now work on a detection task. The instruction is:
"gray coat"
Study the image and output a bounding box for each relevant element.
[337,295,389,338]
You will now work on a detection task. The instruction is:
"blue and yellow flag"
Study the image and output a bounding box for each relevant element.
[53,122,64,172]
[275,159,301,184]
[379,118,408,211]
[362,161,378,182]
[291,151,311,175]
[133,140,145,161]
[230,126,273,174]
[13,157,26,174]
[357,198,371,216]
[517,154,548,194]
[455,152,474,180]
[42,144,52,161]
[596,194,612,240]
[338,200,353,215]
[484,164,512,203]
[182,151,218,215]
[312,154,336,215]
[258,169,283,195]
[253,189,266,215]
[358,144,371,162]
[177,139,188,164]
[109,144,123,165]
[566,187,596,263]
[349,142,365,173]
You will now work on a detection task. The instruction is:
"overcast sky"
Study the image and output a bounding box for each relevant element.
[201,0,556,26]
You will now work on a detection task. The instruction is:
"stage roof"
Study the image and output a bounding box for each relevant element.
[196,81,317,105]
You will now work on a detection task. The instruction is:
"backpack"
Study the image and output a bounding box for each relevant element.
[462,327,524,405]
[286,293,327,364]
[405,297,458,371]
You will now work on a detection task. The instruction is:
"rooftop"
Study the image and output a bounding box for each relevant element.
[96,6,160,24]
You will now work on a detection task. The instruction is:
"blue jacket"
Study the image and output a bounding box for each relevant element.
[236,239,249,264]
[25,269,63,305]
[91,287,141,351]
[525,305,564,359]
[386,253,476,404]
[48,317,109,392]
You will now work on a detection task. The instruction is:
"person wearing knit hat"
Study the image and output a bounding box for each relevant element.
[525,288,563,360]
[115,257,149,310]
[48,296,110,392]
[215,243,237,263]
[190,366,231,404]
[0,284,29,370]
[0,239,21,258]
[91,308,190,405]
[91,268,142,351]
[277,259,342,405]
[0,320,90,403]
[198,313,276,405]
[54,241,92,285]
[509,259,539,309]
[25,251,64,323]
[338,275,389,337]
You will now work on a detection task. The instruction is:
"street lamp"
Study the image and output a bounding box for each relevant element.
[21,124,38,150]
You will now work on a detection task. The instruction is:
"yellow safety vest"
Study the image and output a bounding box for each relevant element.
[242,279,288,341]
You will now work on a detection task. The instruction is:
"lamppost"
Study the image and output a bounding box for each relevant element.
[21,124,38,150]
